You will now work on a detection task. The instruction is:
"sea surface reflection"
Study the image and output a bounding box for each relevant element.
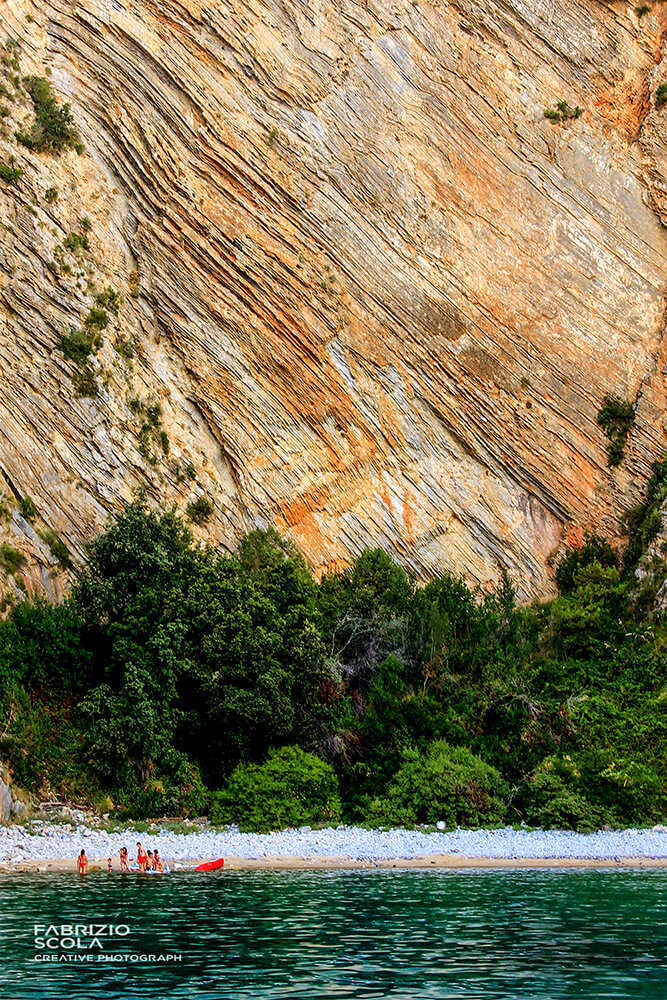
[1,867,665,998]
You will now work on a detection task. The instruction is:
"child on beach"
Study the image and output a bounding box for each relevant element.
[147,850,155,870]
[120,846,129,871]
[107,857,113,872]
[153,849,164,872]
[77,850,88,874]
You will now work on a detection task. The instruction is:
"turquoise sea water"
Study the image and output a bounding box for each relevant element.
[0,868,665,999]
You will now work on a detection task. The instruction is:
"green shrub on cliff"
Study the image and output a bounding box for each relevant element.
[0,161,22,184]
[544,100,581,123]
[555,533,618,596]
[57,326,99,364]
[186,495,213,525]
[0,544,26,575]
[597,394,635,466]
[15,75,83,154]
[622,455,667,573]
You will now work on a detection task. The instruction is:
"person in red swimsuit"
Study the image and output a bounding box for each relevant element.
[119,846,129,872]
[137,842,148,872]
[77,850,88,874]
[153,849,164,872]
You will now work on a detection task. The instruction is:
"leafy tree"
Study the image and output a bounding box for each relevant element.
[549,562,629,659]
[73,499,200,625]
[555,533,618,596]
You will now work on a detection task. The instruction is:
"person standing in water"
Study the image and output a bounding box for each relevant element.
[119,846,129,872]
[77,850,88,874]
[153,849,164,872]
[137,842,148,872]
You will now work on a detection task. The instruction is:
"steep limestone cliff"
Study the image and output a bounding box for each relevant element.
[1,0,667,600]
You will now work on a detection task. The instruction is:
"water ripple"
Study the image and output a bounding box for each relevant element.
[0,868,665,999]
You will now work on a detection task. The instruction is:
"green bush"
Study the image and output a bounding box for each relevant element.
[57,326,99,364]
[622,456,667,572]
[544,101,581,123]
[596,757,665,824]
[71,366,97,397]
[117,757,209,819]
[597,394,635,466]
[209,746,341,831]
[0,161,22,184]
[370,740,508,828]
[84,307,108,331]
[18,497,37,521]
[549,561,629,659]
[83,307,109,330]
[134,400,164,462]
[114,337,135,360]
[0,544,26,575]
[38,528,72,570]
[96,286,121,315]
[519,760,607,832]
[63,231,89,252]
[15,75,83,154]
[186,496,213,525]
[0,690,93,800]
[656,82,667,111]
[555,533,618,596]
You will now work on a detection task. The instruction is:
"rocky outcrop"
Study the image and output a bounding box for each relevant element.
[1,0,667,600]
[0,763,24,823]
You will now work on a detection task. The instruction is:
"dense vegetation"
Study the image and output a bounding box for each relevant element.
[1,463,667,832]
[15,75,83,155]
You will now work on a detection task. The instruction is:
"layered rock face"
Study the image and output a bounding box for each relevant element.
[1,0,667,599]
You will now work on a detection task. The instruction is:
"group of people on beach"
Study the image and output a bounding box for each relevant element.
[124,842,165,872]
[77,842,165,874]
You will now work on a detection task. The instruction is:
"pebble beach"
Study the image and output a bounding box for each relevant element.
[2,821,667,871]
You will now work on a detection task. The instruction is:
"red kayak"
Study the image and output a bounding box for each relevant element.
[195,858,225,871]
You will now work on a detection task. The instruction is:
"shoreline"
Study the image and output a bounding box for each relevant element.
[3,854,667,874]
[3,822,667,872]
